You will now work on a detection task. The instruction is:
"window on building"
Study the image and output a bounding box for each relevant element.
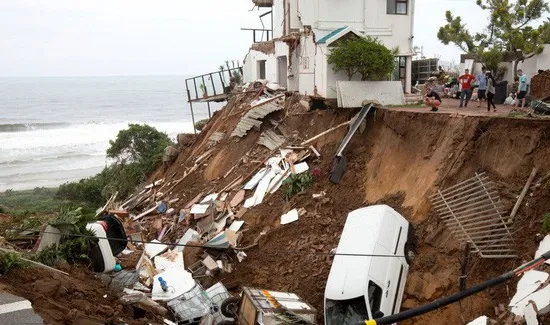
[387,0,408,15]
[257,60,266,79]
[391,56,407,90]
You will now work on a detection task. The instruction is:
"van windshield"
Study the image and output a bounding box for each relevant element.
[325,297,370,325]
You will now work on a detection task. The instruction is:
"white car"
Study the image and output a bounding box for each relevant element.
[324,205,415,324]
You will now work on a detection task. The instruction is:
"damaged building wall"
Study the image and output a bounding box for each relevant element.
[243,40,291,88]
[298,32,317,96]
[296,0,414,56]
[244,0,415,97]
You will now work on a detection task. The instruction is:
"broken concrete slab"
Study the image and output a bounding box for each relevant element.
[144,239,170,258]
[281,209,300,225]
[467,316,489,325]
[509,270,550,316]
[229,220,245,232]
[154,250,184,272]
[200,193,218,204]
[151,269,195,301]
[190,204,210,215]
[336,80,404,107]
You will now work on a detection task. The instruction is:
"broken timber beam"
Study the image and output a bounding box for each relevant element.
[300,120,351,146]
[509,167,538,222]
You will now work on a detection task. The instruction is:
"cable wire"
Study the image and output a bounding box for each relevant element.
[0,225,407,259]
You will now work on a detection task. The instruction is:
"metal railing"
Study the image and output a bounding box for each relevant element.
[184,66,242,104]
[241,28,273,43]
[430,172,516,258]
[184,66,243,134]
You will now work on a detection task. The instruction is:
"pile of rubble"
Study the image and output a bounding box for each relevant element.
[530,70,550,100]
[86,84,336,323]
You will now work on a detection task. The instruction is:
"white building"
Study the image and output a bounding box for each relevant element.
[242,0,415,99]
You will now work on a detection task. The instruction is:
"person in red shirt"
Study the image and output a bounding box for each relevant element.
[458,69,476,108]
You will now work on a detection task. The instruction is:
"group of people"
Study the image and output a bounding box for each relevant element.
[423,67,530,112]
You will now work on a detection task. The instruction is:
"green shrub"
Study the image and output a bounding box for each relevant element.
[0,252,27,274]
[283,173,314,201]
[34,208,98,266]
[56,124,173,206]
[327,36,396,81]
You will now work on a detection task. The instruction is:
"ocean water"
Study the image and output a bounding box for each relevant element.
[0,76,217,192]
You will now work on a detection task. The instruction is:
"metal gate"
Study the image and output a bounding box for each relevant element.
[430,172,516,258]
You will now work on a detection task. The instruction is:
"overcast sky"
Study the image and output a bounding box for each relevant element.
[0,0,498,77]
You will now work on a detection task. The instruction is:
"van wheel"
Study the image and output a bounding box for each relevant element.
[404,243,416,265]
[220,297,241,318]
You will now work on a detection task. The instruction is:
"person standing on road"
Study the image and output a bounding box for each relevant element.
[486,71,497,112]
[515,69,528,108]
[476,67,487,108]
[458,69,475,108]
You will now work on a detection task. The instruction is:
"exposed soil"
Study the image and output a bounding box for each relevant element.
[152,95,550,324]
[0,265,162,324]
[7,92,550,324]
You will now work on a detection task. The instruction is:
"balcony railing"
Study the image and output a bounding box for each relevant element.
[241,28,272,43]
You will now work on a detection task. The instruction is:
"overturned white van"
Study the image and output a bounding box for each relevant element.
[324,205,415,325]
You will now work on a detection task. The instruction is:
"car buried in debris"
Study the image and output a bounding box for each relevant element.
[324,205,415,325]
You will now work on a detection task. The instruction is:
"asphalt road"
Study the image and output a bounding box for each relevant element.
[0,293,43,325]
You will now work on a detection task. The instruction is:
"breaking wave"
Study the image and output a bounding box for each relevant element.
[0,122,71,133]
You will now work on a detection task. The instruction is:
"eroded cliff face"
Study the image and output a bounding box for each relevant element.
[154,94,550,324]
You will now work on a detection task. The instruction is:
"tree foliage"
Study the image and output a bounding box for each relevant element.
[57,124,173,205]
[327,36,396,81]
[478,47,508,80]
[438,0,550,74]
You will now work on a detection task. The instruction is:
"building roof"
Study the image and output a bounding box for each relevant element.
[316,26,364,46]
[317,27,348,44]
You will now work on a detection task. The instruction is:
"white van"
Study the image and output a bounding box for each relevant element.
[324,205,415,325]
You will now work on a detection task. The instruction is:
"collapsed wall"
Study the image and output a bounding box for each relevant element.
[149,92,550,324]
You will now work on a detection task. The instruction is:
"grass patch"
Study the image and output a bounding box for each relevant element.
[0,187,85,218]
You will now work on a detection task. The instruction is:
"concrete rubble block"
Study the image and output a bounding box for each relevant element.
[509,270,550,316]
[467,316,489,325]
